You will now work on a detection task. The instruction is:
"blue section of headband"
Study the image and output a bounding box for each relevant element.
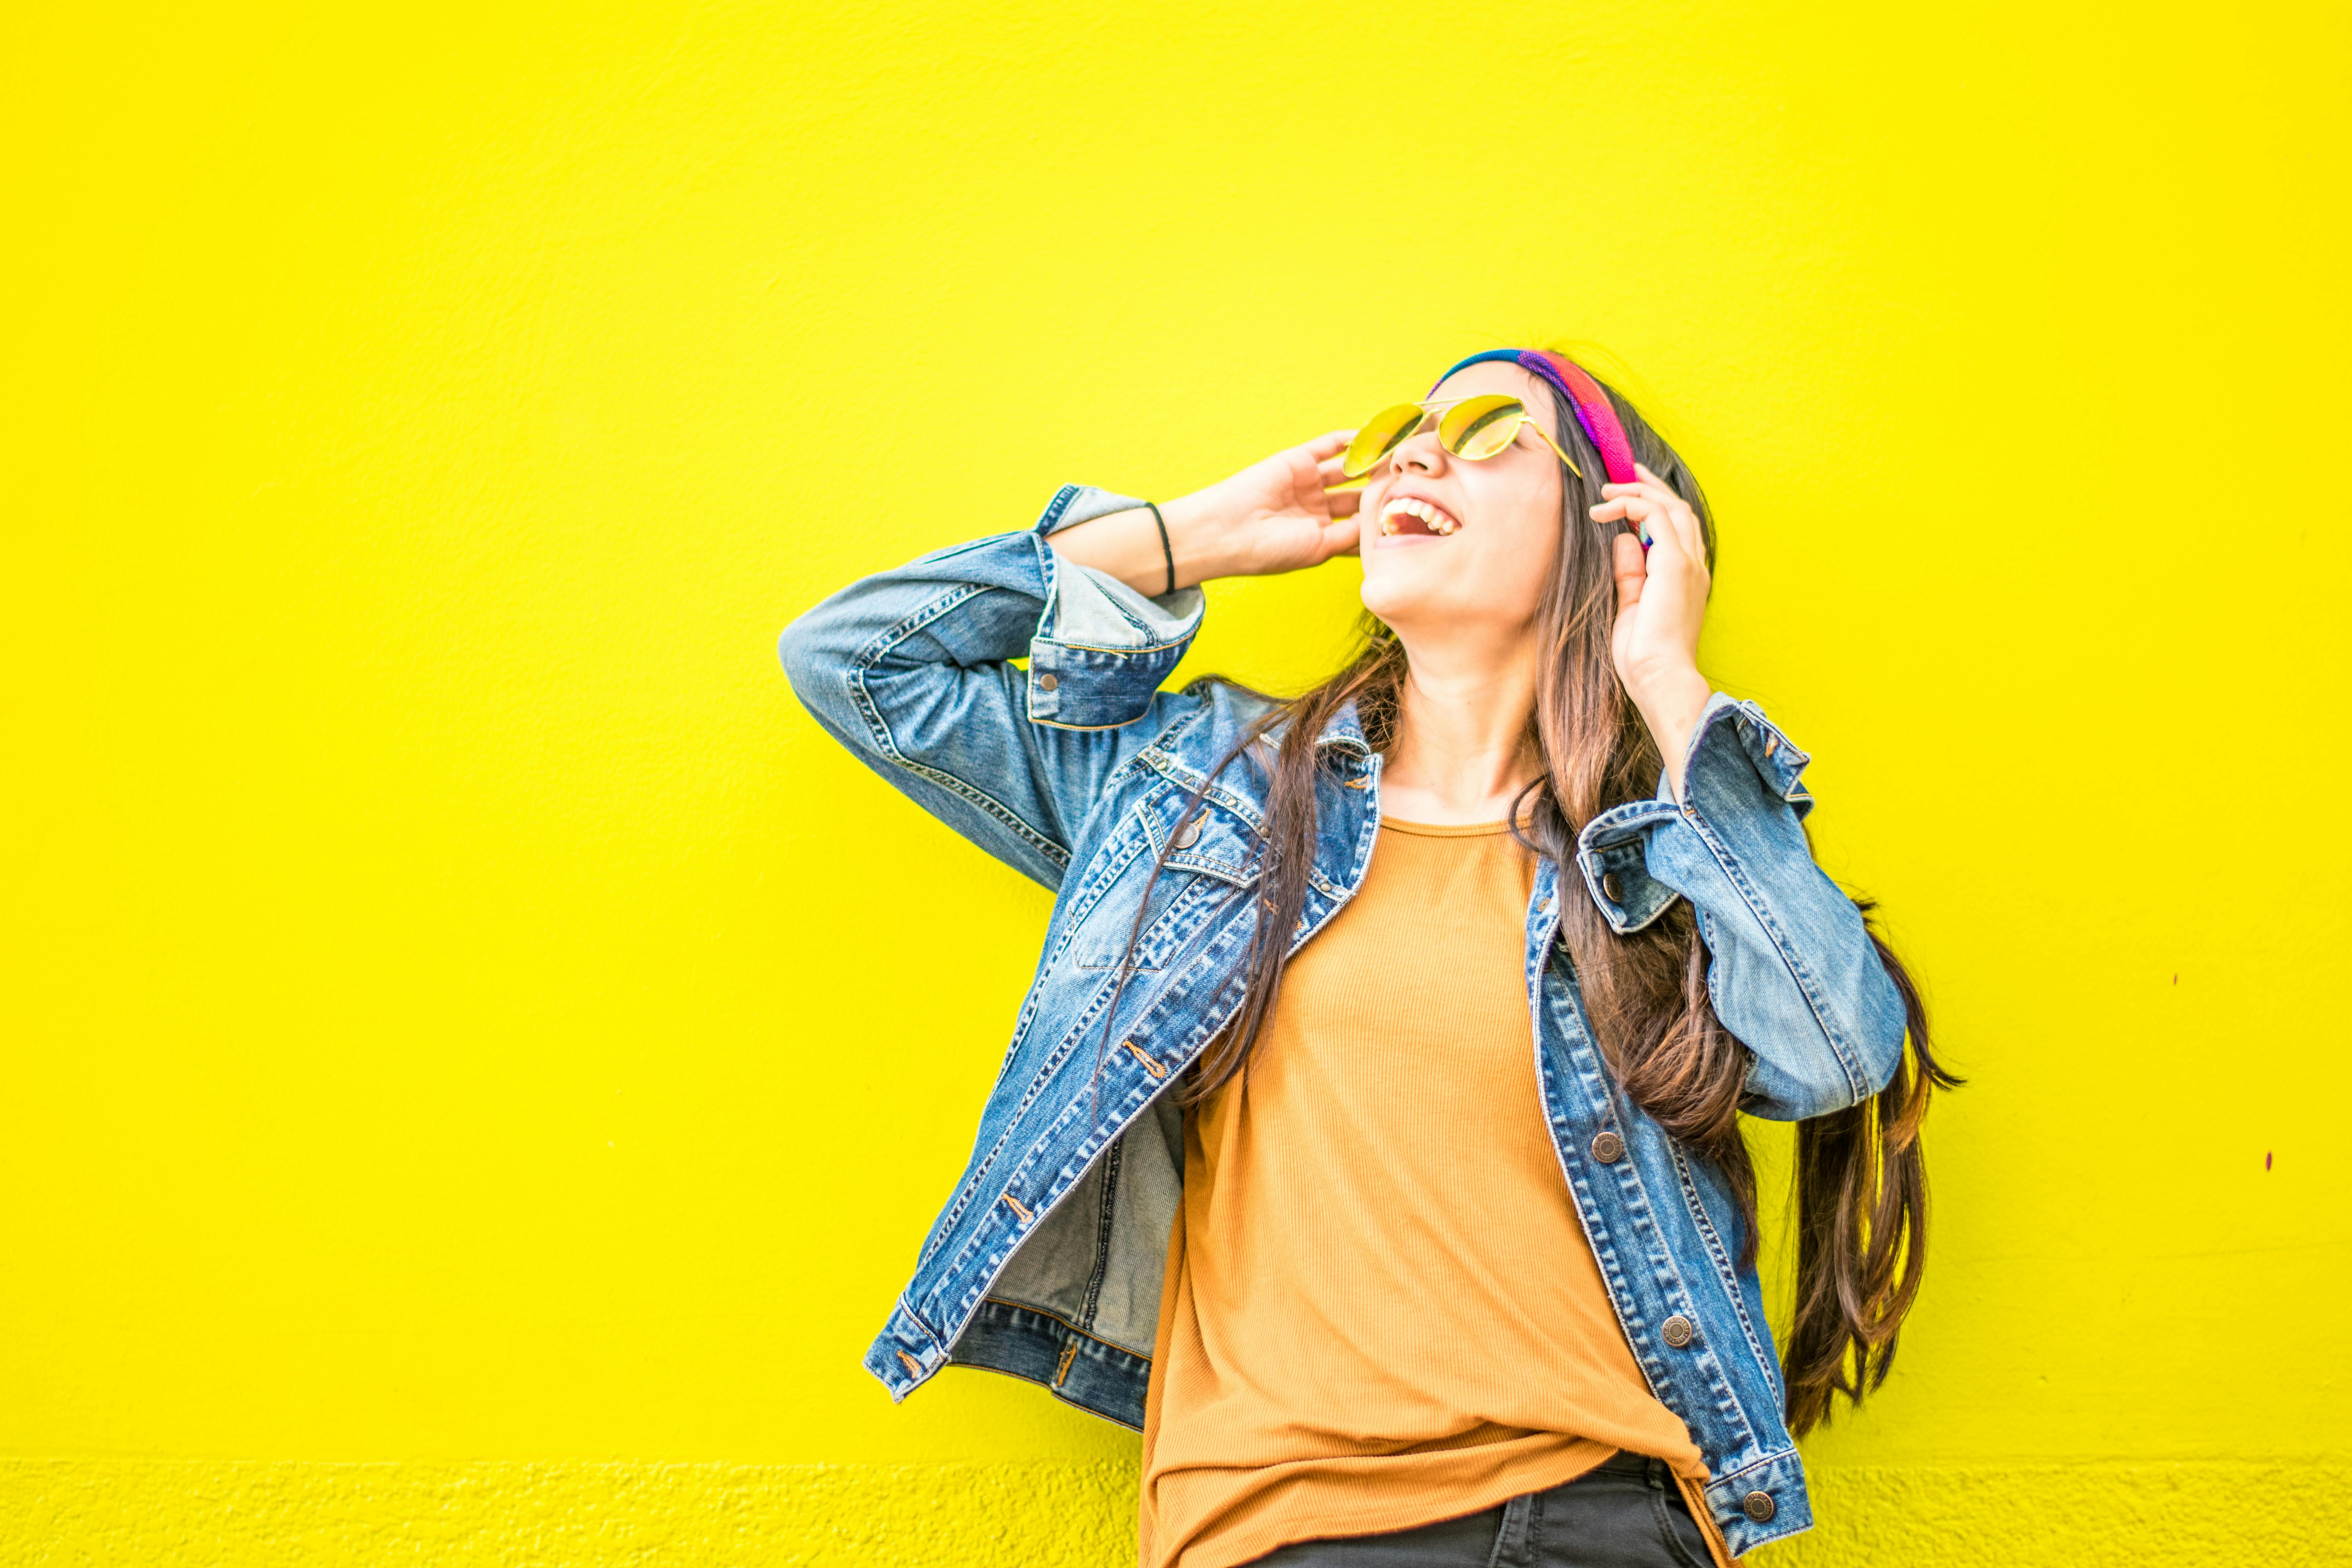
[1429,352,1590,433]
[1428,348,1555,397]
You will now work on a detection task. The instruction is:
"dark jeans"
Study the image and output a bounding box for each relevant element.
[1245,1452,1715,1568]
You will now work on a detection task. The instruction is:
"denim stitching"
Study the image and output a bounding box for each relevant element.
[1026,713,1163,733]
[1135,739,1356,901]
[915,968,1132,1272]
[1667,700,1866,1103]
[1700,1452,1804,1555]
[1077,874,1227,971]
[1736,701,1814,806]
[1537,969,1757,1451]
[928,932,1261,1355]
[1036,634,1196,656]
[942,1051,1178,1336]
[1535,1000,1679,1405]
[1034,484,1082,532]
[847,581,1071,870]
[1676,801,1867,1104]
[886,1294,949,1355]
[967,1298,1151,1432]
[1573,800,1682,934]
[1056,799,1171,960]
[1670,1142,1782,1399]
[1137,749,1268,831]
[1075,1136,1125,1326]
[1527,942,1681,1409]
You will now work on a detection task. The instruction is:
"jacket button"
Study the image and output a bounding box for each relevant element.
[1661,1314,1694,1347]
[1742,1490,1776,1523]
[1600,871,1623,902]
[1590,1131,1625,1163]
[1036,672,1058,692]
[1173,813,1205,850]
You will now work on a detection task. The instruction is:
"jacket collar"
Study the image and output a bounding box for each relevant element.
[1262,697,1373,761]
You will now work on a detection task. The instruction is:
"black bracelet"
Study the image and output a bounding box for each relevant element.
[1145,501,1175,597]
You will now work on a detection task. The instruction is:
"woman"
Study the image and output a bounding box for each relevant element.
[778,348,1953,1567]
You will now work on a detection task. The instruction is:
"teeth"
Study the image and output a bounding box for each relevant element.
[1380,496,1459,535]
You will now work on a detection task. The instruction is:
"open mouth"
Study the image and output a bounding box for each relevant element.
[1378,495,1461,537]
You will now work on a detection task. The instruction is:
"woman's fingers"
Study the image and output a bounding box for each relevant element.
[1590,492,1662,548]
[1611,531,1648,614]
[1633,465,1705,562]
[1305,429,1355,461]
[1601,470,1703,560]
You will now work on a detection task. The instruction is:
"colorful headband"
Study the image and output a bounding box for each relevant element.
[1430,349,1639,487]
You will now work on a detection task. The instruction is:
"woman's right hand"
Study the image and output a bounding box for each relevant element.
[1047,432,1363,595]
[1162,431,1363,581]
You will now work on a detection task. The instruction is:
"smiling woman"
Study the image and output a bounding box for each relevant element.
[777,346,1956,1568]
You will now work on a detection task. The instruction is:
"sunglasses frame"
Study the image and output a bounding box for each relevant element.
[1335,394,1583,488]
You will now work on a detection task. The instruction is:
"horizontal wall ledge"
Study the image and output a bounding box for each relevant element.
[2,1457,2342,1565]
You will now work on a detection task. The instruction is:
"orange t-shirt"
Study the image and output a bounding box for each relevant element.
[1138,818,1736,1568]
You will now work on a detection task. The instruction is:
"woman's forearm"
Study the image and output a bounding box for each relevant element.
[1046,434,1362,596]
[1045,494,1250,597]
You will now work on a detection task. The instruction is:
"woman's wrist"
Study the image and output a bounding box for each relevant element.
[1045,506,1178,597]
[1625,663,1713,799]
[1153,488,1253,584]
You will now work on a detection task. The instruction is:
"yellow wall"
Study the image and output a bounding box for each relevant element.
[4,2,2346,1562]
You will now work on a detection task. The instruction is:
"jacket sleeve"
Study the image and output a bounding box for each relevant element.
[776,485,1210,891]
[1571,695,1909,1121]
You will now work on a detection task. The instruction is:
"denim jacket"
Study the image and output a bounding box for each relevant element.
[777,485,1909,1556]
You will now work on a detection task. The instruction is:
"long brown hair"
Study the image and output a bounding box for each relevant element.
[1109,368,1959,1435]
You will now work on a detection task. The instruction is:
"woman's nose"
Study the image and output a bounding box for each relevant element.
[1390,426,1446,475]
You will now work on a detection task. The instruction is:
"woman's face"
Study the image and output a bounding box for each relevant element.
[1356,362,1568,641]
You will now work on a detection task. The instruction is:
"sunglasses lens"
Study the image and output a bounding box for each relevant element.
[1440,395,1528,461]
[1345,403,1429,475]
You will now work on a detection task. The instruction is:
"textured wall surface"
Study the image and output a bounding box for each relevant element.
[6,1460,2348,1566]
[4,0,2347,1563]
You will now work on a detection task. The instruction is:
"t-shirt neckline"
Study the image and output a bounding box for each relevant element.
[1377,817,1514,838]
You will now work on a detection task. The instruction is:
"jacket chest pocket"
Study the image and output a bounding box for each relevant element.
[1075,802,1261,971]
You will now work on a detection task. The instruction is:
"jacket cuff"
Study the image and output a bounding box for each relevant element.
[1676,692,1815,822]
[1023,485,1207,730]
[1572,694,1815,931]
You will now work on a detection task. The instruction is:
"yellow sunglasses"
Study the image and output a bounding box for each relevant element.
[1336,394,1583,486]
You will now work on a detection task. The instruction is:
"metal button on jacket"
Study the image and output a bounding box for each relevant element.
[1590,1131,1625,1164]
[1742,1491,1777,1523]
[1662,1314,1695,1347]
[1036,671,1057,691]
[1600,870,1624,902]
[1172,813,1205,850]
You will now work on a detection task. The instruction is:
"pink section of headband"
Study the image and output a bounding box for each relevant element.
[1526,352,1640,487]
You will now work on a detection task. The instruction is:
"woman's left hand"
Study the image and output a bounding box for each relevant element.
[1592,463,1715,797]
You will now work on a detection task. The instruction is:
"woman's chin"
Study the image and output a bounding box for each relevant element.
[1359,575,1442,628]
